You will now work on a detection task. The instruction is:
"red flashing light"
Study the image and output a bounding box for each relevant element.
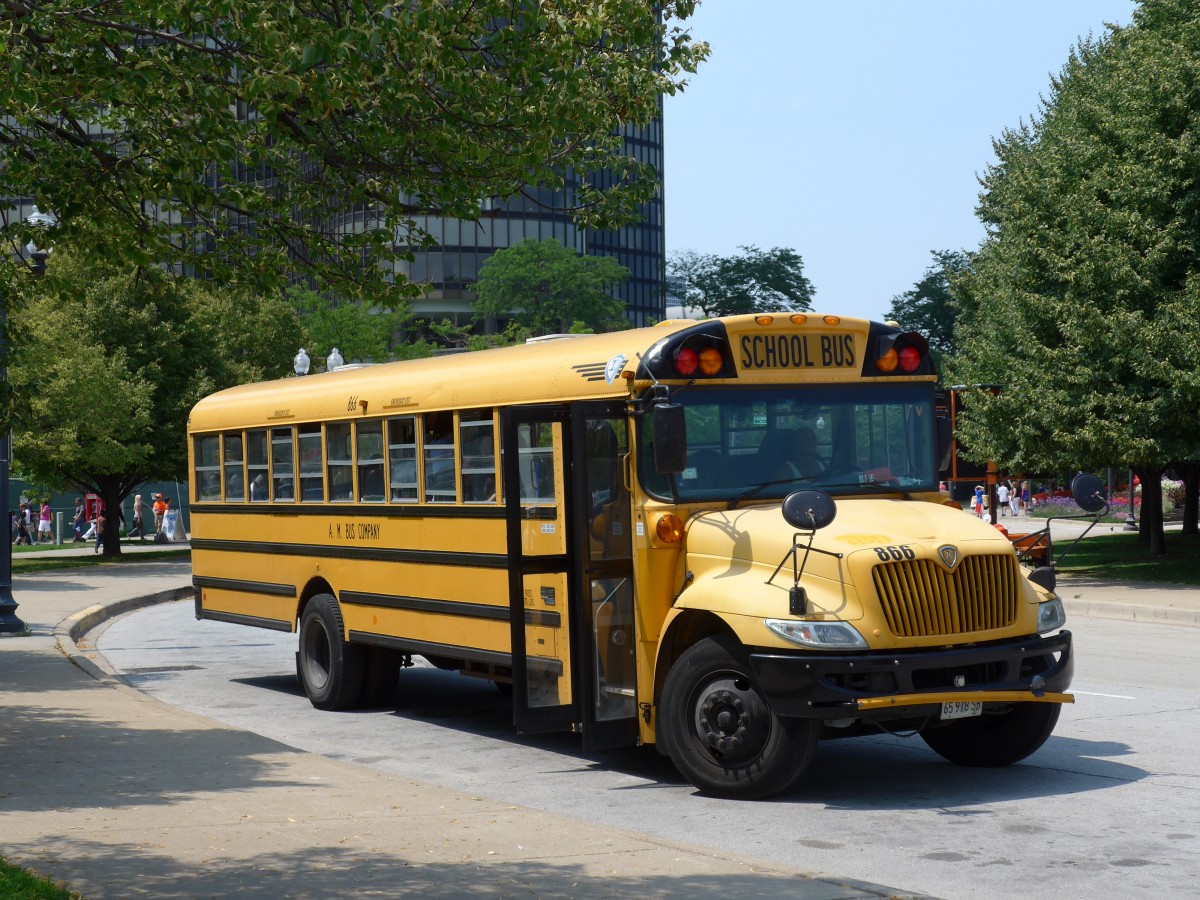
[674,348,698,376]
[898,345,923,372]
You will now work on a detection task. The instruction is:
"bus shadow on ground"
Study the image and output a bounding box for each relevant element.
[232,666,1144,804]
[233,664,686,787]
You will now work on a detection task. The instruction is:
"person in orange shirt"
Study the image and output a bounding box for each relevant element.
[152,493,168,533]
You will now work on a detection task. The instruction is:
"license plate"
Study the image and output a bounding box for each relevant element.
[941,701,983,720]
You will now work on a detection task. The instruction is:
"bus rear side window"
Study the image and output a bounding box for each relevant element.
[299,425,323,502]
[223,434,244,501]
[195,435,221,501]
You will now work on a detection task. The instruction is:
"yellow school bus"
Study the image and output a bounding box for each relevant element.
[188,314,1074,799]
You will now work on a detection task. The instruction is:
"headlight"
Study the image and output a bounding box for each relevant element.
[765,619,868,650]
[1037,597,1066,634]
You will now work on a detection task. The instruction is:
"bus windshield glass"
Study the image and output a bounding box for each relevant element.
[639,383,939,501]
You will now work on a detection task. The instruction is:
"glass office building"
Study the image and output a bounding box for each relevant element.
[395,116,666,330]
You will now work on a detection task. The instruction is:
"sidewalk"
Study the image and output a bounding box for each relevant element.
[1,562,935,900]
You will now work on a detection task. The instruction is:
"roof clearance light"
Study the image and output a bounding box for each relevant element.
[823,315,841,326]
[697,347,724,376]
[674,348,699,377]
[790,314,808,325]
[877,348,900,373]
[898,345,923,372]
[656,514,684,543]
[755,315,774,326]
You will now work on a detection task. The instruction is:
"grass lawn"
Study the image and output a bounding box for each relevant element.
[10,544,189,574]
[1054,531,1200,586]
[0,858,79,900]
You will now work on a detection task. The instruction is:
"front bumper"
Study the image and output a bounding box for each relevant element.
[748,630,1073,720]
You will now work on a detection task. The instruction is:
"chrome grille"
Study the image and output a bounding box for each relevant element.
[871,554,1020,638]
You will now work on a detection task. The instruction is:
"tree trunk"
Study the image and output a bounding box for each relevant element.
[1181,461,1199,537]
[1134,466,1166,556]
[98,483,124,557]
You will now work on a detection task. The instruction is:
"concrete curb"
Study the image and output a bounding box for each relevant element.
[54,585,193,683]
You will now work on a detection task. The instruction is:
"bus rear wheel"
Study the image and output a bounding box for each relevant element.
[660,635,818,799]
[298,594,365,711]
[920,702,1060,767]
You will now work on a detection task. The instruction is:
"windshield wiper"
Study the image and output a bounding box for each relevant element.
[730,477,817,509]
[819,479,914,501]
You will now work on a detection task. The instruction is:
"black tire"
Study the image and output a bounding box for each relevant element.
[659,635,819,799]
[358,646,401,708]
[921,702,1060,767]
[298,594,365,711]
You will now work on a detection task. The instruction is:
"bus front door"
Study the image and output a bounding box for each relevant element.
[502,406,579,733]
[572,403,638,750]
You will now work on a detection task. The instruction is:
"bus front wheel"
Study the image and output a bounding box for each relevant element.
[660,635,818,800]
[298,594,365,711]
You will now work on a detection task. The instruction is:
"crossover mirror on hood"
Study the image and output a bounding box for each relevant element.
[781,490,837,531]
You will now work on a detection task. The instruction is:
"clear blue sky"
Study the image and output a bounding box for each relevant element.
[663,1,1138,321]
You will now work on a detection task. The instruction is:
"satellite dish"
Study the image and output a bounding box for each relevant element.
[781,490,837,531]
[1070,472,1108,514]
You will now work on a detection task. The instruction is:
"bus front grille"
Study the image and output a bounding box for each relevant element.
[871,555,1019,638]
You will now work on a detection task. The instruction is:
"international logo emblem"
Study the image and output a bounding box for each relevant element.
[604,354,628,384]
[938,545,959,569]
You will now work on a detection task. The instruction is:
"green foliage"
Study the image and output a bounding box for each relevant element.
[8,244,302,552]
[667,245,814,318]
[472,238,630,336]
[885,250,969,356]
[288,287,404,368]
[950,0,1200,500]
[0,2,706,304]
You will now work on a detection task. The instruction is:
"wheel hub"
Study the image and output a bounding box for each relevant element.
[694,677,770,763]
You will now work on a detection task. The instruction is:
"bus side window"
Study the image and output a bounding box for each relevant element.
[460,410,495,503]
[423,411,457,503]
[387,416,418,502]
[326,422,353,502]
[356,420,385,502]
[271,427,295,501]
[247,430,269,501]
[298,425,323,502]
[194,434,221,501]
[223,433,245,501]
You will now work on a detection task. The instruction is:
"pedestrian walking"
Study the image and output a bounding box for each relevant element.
[93,508,106,553]
[129,494,145,540]
[1009,483,1020,516]
[37,501,53,543]
[152,493,167,534]
[997,482,1010,517]
[71,497,87,542]
[973,484,985,518]
[1023,479,1033,511]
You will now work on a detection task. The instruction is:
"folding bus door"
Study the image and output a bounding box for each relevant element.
[501,405,579,733]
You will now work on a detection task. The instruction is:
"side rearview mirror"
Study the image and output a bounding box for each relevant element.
[781,490,837,531]
[652,402,687,475]
[1070,472,1108,514]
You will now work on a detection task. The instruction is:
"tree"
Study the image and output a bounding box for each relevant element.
[949,0,1200,556]
[9,246,302,555]
[472,238,630,336]
[885,250,969,356]
[289,287,405,369]
[667,246,814,318]
[0,2,707,306]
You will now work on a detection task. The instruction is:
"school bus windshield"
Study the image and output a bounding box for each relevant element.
[639,383,939,501]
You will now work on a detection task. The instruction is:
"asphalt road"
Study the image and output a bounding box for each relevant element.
[97,602,1200,900]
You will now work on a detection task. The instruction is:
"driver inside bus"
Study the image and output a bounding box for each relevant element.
[770,425,825,482]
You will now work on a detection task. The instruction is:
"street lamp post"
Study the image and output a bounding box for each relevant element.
[0,206,55,633]
[1125,465,1138,531]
